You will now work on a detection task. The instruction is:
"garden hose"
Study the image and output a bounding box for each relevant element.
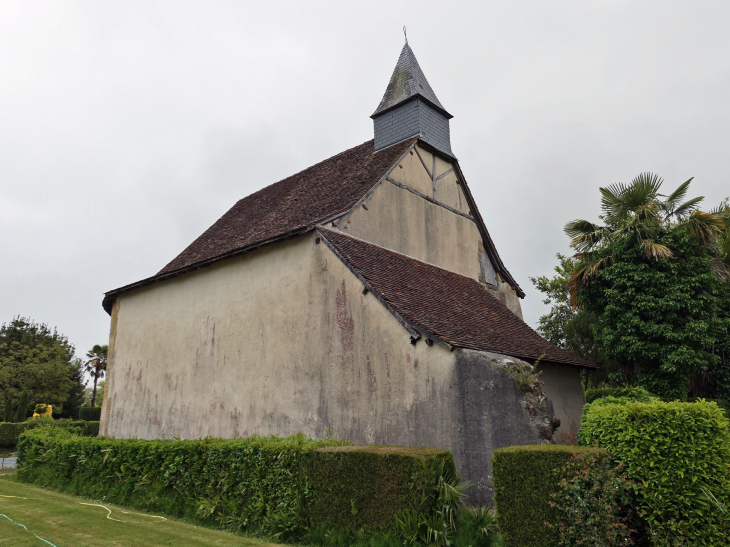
[0,513,58,547]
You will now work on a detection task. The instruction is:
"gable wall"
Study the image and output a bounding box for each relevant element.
[336,144,523,318]
[100,232,547,504]
[101,233,457,443]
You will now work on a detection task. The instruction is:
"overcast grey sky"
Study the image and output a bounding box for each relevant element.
[1,1,729,365]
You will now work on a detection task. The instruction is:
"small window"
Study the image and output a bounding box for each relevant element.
[478,241,498,286]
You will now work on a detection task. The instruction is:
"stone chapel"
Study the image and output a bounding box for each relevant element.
[100,43,592,503]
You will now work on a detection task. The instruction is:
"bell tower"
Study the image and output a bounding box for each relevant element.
[372,42,454,158]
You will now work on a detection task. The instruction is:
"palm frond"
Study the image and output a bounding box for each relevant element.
[641,240,674,261]
[686,211,726,246]
[567,254,616,307]
[671,196,705,219]
[709,258,730,283]
[599,184,629,225]
[622,172,663,207]
[708,203,730,222]
[659,177,693,211]
[600,173,663,226]
[564,219,608,253]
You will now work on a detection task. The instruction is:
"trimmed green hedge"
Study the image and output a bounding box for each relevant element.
[16,429,455,537]
[307,445,455,533]
[579,398,730,544]
[0,420,99,448]
[584,386,655,404]
[79,407,102,421]
[493,445,599,547]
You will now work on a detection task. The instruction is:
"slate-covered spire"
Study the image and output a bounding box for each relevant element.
[372,43,454,157]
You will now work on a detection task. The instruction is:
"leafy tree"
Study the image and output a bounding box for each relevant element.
[563,175,730,399]
[61,363,86,419]
[0,317,85,417]
[531,255,616,388]
[83,345,107,408]
[2,398,14,422]
[530,254,576,348]
[83,380,105,409]
[15,390,30,422]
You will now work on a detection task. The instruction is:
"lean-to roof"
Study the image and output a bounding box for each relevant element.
[319,228,591,368]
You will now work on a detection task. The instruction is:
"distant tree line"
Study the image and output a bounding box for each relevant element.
[0,317,106,421]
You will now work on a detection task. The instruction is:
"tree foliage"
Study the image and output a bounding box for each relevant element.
[576,229,730,399]
[0,317,85,418]
[530,255,613,386]
[551,174,730,400]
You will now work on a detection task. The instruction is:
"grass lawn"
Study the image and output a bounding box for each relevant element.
[0,475,282,547]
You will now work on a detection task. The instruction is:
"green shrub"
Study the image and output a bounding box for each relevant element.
[584,386,655,404]
[82,421,99,437]
[308,446,456,534]
[549,449,636,546]
[0,420,98,448]
[689,398,728,417]
[15,429,462,539]
[492,445,599,547]
[15,390,30,422]
[579,398,730,544]
[78,406,102,421]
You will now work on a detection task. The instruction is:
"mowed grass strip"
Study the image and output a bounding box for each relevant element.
[0,475,282,547]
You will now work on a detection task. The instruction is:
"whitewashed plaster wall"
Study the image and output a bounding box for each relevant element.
[101,233,457,442]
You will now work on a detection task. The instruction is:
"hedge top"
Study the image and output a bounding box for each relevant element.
[316,445,449,457]
[584,386,655,404]
[495,444,597,455]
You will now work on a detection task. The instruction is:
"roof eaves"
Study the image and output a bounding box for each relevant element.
[102,226,313,315]
[371,95,453,120]
[450,159,525,298]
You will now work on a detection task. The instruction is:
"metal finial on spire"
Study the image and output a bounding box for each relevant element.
[403,26,407,44]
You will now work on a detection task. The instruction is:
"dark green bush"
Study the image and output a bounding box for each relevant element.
[78,406,102,421]
[307,446,455,534]
[15,390,30,422]
[579,398,730,544]
[2,399,13,422]
[0,420,98,448]
[584,386,655,404]
[82,421,99,437]
[493,445,599,547]
[549,450,636,546]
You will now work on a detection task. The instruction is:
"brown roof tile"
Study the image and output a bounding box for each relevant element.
[319,228,591,368]
[158,138,416,275]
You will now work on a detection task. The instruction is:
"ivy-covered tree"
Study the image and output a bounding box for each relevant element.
[530,254,616,388]
[562,175,730,400]
[0,317,85,417]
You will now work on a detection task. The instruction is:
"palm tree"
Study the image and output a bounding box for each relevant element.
[84,344,108,408]
[714,199,730,268]
[564,173,727,302]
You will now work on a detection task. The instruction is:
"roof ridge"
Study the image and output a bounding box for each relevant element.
[229,139,375,206]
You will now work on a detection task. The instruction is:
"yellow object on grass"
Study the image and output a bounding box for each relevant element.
[32,404,52,419]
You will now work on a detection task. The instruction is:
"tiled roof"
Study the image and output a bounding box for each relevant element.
[158,138,416,275]
[372,44,451,118]
[319,228,591,368]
